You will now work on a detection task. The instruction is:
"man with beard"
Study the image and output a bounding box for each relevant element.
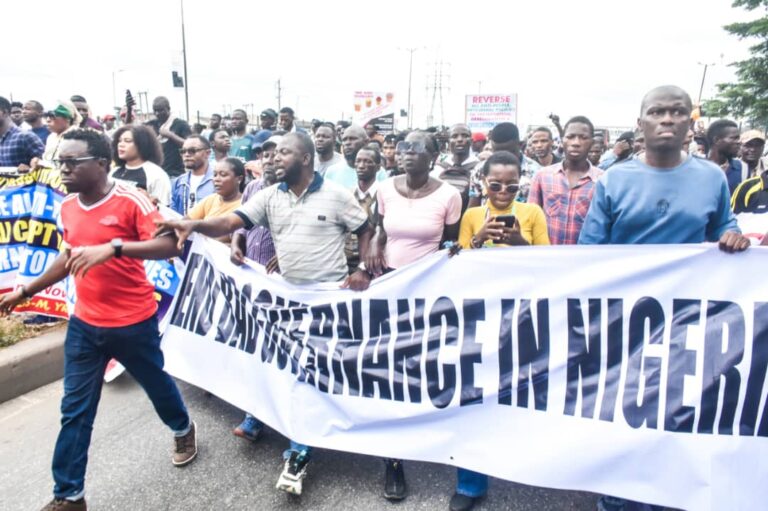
[739,130,767,178]
[707,119,745,194]
[325,124,387,188]
[433,123,479,213]
[314,122,343,175]
[528,116,602,245]
[170,136,215,215]
[528,127,562,167]
[155,132,373,496]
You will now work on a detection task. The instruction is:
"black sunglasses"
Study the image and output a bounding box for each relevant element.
[395,140,428,154]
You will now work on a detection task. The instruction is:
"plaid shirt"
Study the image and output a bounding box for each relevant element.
[236,178,276,265]
[0,124,45,167]
[528,162,602,245]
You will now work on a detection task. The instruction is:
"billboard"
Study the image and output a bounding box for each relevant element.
[465,94,518,131]
[353,91,395,134]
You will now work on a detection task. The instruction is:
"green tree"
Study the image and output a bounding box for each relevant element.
[704,0,768,127]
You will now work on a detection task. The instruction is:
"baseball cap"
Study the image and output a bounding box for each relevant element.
[103,114,116,121]
[262,135,283,150]
[472,132,487,143]
[740,129,765,144]
[260,108,277,119]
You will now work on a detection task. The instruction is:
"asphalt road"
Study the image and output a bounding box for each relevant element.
[0,375,600,511]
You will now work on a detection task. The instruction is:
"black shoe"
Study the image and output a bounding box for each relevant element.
[449,492,479,511]
[383,458,407,501]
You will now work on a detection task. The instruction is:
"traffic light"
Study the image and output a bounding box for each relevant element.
[172,71,185,88]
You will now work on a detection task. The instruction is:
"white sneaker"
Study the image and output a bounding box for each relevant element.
[276,451,309,495]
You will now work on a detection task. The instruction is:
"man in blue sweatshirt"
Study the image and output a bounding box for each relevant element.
[579,85,748,251]
[579,85,749,511]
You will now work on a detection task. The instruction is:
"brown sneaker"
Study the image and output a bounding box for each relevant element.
[40,498,87,510]
[172,420,197,467]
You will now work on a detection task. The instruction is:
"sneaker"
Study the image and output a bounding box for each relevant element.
[276,450,310,495]
[40,498,87,511]
[449,493,479,511]
[172,421,197,467]
[383,458,407,501]
[233,415,263,442]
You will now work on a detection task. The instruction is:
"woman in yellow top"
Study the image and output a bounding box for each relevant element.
[186,157,245,244]
[451,150,548,511]
[459,150,549,249]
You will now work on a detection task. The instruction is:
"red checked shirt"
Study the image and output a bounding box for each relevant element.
[61,184,161,327]
[527,162,603,245]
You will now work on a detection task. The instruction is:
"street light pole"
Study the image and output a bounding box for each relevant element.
[697,61,716,106]
[399,47,421,129]
[180,0,190,121]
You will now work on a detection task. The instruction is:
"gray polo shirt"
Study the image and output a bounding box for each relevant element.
[234,172,369,284]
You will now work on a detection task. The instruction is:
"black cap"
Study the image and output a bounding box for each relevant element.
[260,108,277,119]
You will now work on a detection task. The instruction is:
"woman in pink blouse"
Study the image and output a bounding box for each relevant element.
[365,130,462,501]
[367,131,462,273]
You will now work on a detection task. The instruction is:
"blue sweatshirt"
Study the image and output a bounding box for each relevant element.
[578,155,739,245]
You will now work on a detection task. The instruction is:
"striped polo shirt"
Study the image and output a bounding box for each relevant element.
[234,172,369,284]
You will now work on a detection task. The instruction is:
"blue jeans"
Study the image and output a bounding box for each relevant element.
[52,315,189,500]
[242,415,311,460]
[456,468,488,498]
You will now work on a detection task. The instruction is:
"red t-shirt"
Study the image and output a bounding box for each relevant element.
[61,184,160,327]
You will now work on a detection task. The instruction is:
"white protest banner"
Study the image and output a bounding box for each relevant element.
[736,212,768,244]
[465,94,518,131]
[161,237,768,511]
[352,91,396,134]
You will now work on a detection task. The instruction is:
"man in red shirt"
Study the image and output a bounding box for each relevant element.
[0,129,197,511]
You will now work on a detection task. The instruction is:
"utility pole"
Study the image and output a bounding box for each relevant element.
[180,0,190,121]
[276,79,283,110]
[399,47,420,129]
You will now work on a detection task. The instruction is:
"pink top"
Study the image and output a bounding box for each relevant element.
[377,178,462,269]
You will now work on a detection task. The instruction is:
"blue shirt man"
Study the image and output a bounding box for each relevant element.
[579,155,738,244]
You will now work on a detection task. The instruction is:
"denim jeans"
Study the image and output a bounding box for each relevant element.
[241,415,311,460]
[456,468,488,498]
[52,315,189,500]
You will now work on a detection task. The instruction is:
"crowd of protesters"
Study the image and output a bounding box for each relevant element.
[0,84,763,511]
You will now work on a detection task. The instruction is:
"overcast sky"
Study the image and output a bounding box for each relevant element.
[3,0,757,132]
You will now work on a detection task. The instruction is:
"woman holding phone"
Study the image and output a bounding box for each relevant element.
[452,150,548,511]
[459,150,549,251]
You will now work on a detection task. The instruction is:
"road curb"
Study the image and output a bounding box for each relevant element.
[0,325,66,403]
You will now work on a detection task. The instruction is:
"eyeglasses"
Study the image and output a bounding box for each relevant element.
[179,148,207,155]
[52,156,99,168]
[395,140,428,154]
[486,181,520,193]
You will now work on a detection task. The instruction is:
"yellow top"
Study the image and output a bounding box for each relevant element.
[187,193,242,243]
[459,201,550,248]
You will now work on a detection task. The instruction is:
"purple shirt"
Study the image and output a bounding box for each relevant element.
[237,178,276,264]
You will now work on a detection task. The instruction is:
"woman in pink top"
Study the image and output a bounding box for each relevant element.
[368,131,462,273]
[365,130,461,502]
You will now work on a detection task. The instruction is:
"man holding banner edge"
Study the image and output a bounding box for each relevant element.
[579,85,749,511]
[154,131,374,495]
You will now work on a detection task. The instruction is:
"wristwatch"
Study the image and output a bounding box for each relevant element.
[111,238,123,258]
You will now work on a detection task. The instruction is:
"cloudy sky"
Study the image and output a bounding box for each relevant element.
[3,0,757,132]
